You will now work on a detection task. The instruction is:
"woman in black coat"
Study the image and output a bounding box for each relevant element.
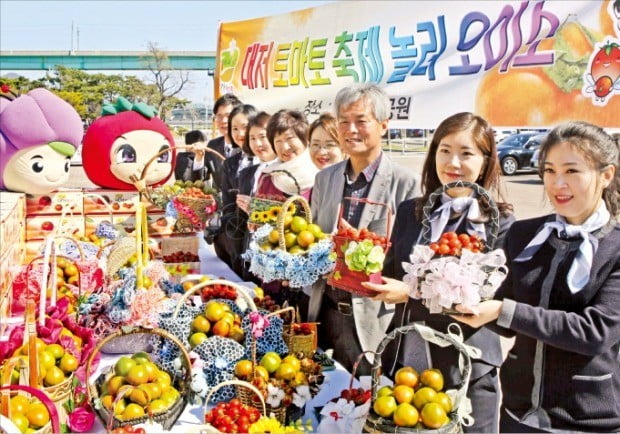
[364,112,514,433]
[213,104,257,268]
[452,121,620,433]
[230,112,276,278]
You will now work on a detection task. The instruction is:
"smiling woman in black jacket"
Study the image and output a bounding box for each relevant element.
[452,121,620,433]
[364,112,515,433]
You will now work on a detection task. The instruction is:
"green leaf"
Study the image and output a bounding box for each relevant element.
[61,423,68,433]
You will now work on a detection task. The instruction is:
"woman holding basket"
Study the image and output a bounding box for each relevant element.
[364,112,515,432]
[451,122,620,433]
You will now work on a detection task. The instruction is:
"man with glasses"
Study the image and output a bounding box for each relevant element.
[307,83,419,375]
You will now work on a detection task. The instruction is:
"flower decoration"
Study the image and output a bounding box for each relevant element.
[249,311,271,339]
[266,384,286,407]
[403,244,508,314]
[344,240,386,274]
[243,224,335,287]
[64,377,96,433]
[249,416,285,433]
[292,385,312,408]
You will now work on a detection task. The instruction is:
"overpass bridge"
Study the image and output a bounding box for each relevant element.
[0,50,216,71]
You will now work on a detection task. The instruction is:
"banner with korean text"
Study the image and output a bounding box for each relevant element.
[216,0,620,128]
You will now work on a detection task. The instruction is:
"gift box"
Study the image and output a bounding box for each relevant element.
[82,189,163,214]
[25,215,85,241]
[25,190,83,216]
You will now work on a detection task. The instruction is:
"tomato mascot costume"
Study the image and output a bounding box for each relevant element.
[0,86,83,194]
[82,97,176,190]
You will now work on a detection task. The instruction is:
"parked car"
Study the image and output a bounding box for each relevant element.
[497,133,544,175]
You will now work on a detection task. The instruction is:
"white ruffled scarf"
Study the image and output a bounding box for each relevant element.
[264,149,319,195]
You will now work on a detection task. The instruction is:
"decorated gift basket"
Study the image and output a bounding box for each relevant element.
[0,383,61,434]
[79,203,172,354]
[156,279,258,404]
[243,195,335,288]
[247,170,300,232]
[364,323,481,433]
[136,146,223,233]
[232,306,324,425]
[327,198,392,296]
[200,379,266,433]
[402,181,508,314]
[85,327,192,431]
[316,351,374,433]
[1,235,99,425]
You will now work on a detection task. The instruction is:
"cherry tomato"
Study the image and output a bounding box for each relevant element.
[438,244,450,255]
[429,243,439,252]
[448,239,462,249]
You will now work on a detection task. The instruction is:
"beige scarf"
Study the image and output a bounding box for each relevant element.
[264,149,319,195]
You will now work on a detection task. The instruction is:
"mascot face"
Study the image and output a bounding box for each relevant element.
[81,100,176,190]
[3,142,74,194]
[109,129,172,185]
[0,88,82,194]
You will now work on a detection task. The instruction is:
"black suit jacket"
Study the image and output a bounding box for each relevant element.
[173,136,227,184]
[383,198,515,382]
[220,152,243,212]
[206,136,226,188]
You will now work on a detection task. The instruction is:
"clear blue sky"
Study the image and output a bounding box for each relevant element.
[0,0,332,102]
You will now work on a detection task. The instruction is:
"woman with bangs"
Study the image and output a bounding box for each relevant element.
[309,113,346,170]
[364,112,515,432]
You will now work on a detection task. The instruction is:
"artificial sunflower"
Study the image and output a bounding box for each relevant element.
[268,206,281,219]
[248,416,285,433]
[251,211,262,222]
[287,204,297,214]
[259,211,271,222]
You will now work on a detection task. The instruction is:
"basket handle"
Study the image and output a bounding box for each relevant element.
[419,181,500,249]
[276,195,312,251]
[337,197,392,250]
[83,192,115,223]
[263,169,302,195]
[347,350,377,396]
[85,327,193,406]
[139,145,224,184]
[369,322,473,410]
[204,380,267,419]
[0,357,26,417]
[172,279,258,318]
[0,385,61,434]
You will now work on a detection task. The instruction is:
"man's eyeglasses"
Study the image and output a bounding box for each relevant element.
[310,143,339,151]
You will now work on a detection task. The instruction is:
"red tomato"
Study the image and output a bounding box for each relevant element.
[429,243,439,252]
[458,233,470,243]
[448,239,462,249]
[438,244,450,255]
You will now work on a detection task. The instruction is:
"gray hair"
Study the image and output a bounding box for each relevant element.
[538,121,619,216]
[334,83,391,122]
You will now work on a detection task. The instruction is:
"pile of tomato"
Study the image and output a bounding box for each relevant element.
[429,232,484,256]
[335,227,388,247]
[204,398,261,433]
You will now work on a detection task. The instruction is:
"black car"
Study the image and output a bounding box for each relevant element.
[497,133,545,175]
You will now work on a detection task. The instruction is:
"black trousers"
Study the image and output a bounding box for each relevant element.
[317,302,372,376]
[465,368,500,433]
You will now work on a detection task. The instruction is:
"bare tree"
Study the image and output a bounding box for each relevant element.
[142,41,190,121]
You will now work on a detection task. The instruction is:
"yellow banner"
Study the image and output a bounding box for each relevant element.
[216,0,620,128]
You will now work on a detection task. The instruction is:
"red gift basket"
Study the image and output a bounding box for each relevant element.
[327,198,392,296]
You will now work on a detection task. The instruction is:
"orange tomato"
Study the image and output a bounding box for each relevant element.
[476,66,560,126]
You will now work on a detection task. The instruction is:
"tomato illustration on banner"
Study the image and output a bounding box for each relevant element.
[583,39,620,104]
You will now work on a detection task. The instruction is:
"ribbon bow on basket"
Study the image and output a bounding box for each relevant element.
[364,323,482,433]
[403,181,508,315]
[243,194,335,288]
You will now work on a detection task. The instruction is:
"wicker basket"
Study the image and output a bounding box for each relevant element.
[282,308,317,356]
[364,323,475,433]
[416,180,502,314]
[172,279,258,318]
[0,383,61,434]
[327,197,392,296]
[200,380,268,432]
[9,292,74,426]
[248,169,301,232]
[85,327,192,431]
